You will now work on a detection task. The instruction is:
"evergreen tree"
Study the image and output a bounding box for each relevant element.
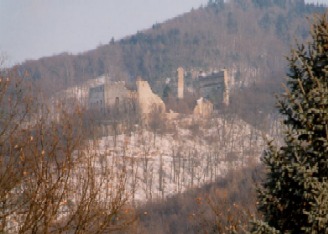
[252,13,328,233]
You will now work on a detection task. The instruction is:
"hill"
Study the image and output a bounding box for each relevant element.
[12,0,325,129]
[16,0,326,100]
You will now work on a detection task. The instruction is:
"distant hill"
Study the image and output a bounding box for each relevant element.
[16,0,325,96]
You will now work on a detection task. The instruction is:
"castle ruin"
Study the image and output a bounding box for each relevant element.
[88,81,131,110]
[136,77,166,115]
[197,69,229,106]
[193,97,214,118]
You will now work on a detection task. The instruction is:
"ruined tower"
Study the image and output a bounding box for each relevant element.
[223,69,229,106]
[177,67,184,99]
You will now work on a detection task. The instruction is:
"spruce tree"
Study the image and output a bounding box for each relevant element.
[252,13,328,234]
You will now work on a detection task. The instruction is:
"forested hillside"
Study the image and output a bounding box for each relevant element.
[3,2,327,232]
[16,0,325,96]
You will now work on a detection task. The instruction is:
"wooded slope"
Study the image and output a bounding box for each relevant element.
[17,0,325,95]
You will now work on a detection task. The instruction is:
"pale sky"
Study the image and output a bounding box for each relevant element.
[0,0,326,66]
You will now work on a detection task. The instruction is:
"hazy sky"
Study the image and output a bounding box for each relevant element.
[0,0,208,65]
[0,0,327,66]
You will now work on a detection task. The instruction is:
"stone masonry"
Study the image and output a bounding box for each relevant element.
[197,69,229,106]
[88,81,130,110]
[136,77,166,115]
[193,97,214,118]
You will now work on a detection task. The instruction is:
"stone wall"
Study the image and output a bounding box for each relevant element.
[222,69,229,106]
[88,81,130,110]
[193,97,213,118]
[136,78,165,115]
[89,84,105,109]
[104,81,130,106]
[197,69,229,106]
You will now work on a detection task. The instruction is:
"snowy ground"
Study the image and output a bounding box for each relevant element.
[91,116,265,203]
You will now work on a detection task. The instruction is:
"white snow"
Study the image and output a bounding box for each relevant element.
[88,115,265,203]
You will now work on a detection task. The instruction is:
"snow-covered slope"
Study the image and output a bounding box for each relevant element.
[92,116,265,203]
[48,76,267,203]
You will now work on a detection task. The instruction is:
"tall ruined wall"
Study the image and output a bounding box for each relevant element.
[89,85,105,109]
[136,79,165,114]
[88,81,131,110]
[104,81,130,106]
[197,69,229,106]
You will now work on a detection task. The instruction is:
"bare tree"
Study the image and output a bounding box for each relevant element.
[148,105,165,146]
[0,68,135,233]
